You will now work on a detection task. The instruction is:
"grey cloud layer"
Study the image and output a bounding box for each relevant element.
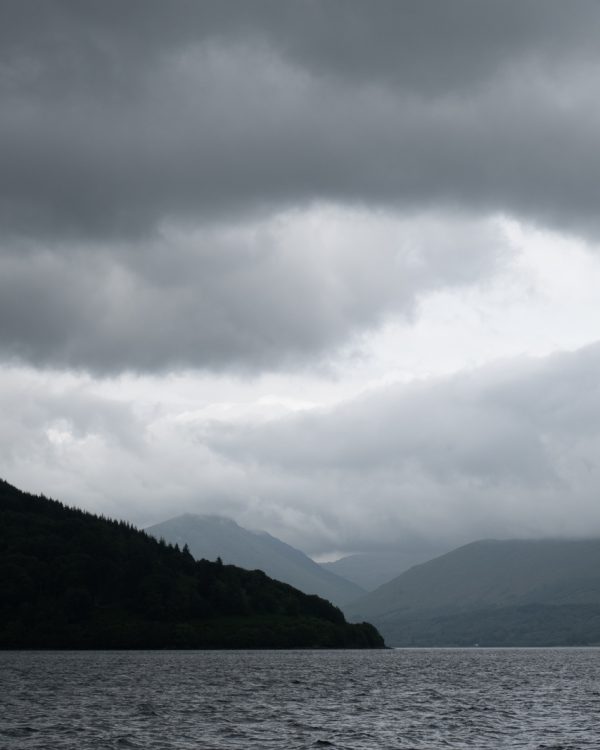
[3,344,600,553]
[2,1,600,373]
[205,344,600,550]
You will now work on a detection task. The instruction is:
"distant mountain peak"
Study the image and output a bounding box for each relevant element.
[150,513,244,531]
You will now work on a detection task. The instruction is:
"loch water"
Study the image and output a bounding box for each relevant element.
[2,648,599,749]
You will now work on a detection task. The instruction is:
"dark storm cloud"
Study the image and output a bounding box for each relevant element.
[2,1,600,372]
[0,213,504,372]
[2,0,599,236]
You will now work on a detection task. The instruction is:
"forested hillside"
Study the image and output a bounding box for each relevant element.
[0,480,383,649]
[147,514,364,606]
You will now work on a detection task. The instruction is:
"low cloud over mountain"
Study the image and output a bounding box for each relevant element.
[2,3,600,557]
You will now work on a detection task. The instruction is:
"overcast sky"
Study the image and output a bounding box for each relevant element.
[3,1,600,557]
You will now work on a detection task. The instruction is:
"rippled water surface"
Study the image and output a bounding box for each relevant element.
[2,648,600,749]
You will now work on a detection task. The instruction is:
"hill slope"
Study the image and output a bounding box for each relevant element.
[321,542,449,591]
[147,514,364,606]
[345,539,600,646]
[0,479,384,649]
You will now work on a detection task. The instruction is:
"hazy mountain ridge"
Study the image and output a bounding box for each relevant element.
[147,514,365,606]
[321,542,449,591]
[345,538,600,646]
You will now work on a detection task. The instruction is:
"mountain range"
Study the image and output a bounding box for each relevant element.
[345,538,600,646]
[7,472,600,648]
[147,514,365,606]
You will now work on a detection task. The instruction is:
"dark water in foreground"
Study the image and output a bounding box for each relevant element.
[2,648,600,749]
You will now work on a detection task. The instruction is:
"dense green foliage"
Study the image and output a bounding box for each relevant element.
[0,480,384,649]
